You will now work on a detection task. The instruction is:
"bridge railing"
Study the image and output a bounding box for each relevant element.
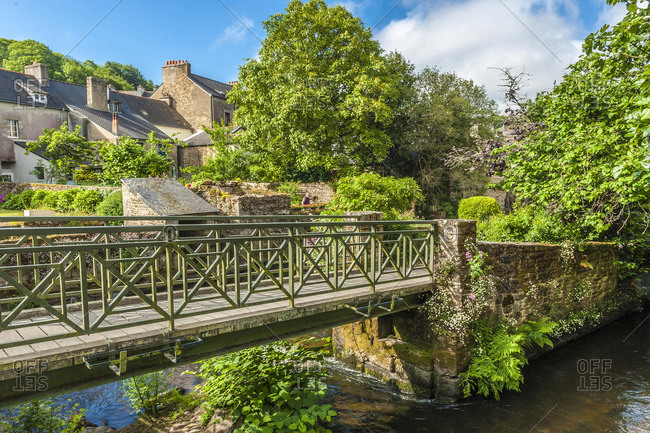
[0,219,438,348]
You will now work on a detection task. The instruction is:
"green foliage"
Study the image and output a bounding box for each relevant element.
[0,193,23,210]
[477,206,579,243]
[97,191,123,217]
[98,133,174,185]
[198,339,336,433]
[19,190,35,209]
[277,181,302,205]
[228,0,400,177]
[461,318,556,400]
[497,3,650,237]
[27,124,100,182]
[0,399,86,433]
[0,38,153,90]
[326,173,423,220]
[57,189,81,212]
[457,196,501,221]
[123,371,173,417]
[42,191,61,209]
[183,124,253,182]
[30,190,49,209]
[382,67,499,217]
[72,190,102,213]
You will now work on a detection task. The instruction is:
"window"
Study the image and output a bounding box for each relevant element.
[33,93,47,104]
[108,101,121,112]
[35,166,45,180]
[8,120,19,138]
[224,111,232,126]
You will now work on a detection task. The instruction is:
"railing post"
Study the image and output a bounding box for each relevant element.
[370,226,376,293]
[165,242,175,331]
[288,228,295,308]
[78,251,89,333]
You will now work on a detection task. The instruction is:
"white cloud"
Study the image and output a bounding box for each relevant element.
[211,17,255,50]
[376,0,589,108]
[337,0,369,15]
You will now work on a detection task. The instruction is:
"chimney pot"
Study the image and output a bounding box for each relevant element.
[112,112,119,135]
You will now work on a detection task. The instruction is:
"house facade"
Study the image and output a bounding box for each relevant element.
[151,60,236,131]
[0,63,194,183]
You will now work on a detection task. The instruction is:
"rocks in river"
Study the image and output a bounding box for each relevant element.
[85,427,116,432]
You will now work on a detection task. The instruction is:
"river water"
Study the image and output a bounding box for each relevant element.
[6,307,648,432]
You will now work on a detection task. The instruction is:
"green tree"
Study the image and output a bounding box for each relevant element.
[384,67,499,217]
[228,0,400,178]
[182,123,253,182]
[0,38,153,90]
[497,0,650,237]
[27,124,100,183]
[98,132,175,185]
[0,399,86,433]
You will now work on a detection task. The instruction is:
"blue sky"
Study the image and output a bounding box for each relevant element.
[0,0,629,102]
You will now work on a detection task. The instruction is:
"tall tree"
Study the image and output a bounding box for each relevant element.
[384,67,499,217]
[228,0,400,179]
[497,0,650,236]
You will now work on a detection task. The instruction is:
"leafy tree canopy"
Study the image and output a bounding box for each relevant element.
[497,0,650,236]
[228,0,400,178]
[0,38,153,90]
[382,66,499,217]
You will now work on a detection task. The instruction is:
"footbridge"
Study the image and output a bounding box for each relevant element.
[0,215,448,407]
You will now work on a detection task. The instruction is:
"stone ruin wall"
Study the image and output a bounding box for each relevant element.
[332,220,633,403]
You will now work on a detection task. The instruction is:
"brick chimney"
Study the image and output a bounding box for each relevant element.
[112,112,119,135]
[137,85,145,96]
[24,62,49,88]
[228,81,239,86]
[162,60,191,86]
[87,76,108,111]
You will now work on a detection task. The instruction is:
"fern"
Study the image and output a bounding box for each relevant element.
[461,318,557,400]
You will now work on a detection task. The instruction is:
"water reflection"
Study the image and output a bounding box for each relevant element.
[326,308,650,433]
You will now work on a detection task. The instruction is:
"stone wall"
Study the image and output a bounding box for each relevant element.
[178,145,216,170]
[191,181,291,216]
[478,241,618,326]
[332,220,630,403]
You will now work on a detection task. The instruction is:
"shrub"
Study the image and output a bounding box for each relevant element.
[457,196,501,221]
[30,190,49,209]
[0,193,23,210]
[123,371,173,417]
[477,206,579,243]
[0,399,86,433]
[98,191,123,216]
[42,191,61,209]
[198,339,336,433]
[19,190,34,209]
[58,189,81,211]
[277,181,302,205]
[327,173,423,220]
[72,190,103,213]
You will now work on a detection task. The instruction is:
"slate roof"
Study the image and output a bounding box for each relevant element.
[14,140,49,160]
[183,130,213,146]
[0,69,192,140]
[189,74,232,100]
[0,68,66,110]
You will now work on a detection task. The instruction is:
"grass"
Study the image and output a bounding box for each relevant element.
[0,209,22,216]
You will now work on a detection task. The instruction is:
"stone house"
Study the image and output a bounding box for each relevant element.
[151,60,236,131]
[0,63,193,183]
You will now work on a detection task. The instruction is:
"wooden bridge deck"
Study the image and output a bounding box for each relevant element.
[0,270,431,364]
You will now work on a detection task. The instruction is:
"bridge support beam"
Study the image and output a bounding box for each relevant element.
[332,219,476,403]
